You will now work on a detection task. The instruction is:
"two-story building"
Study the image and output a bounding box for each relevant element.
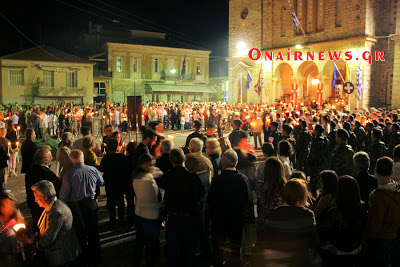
[90,41,215,103]
[0,46,94,105]
[228,0,400,108]
[81,24,215,103]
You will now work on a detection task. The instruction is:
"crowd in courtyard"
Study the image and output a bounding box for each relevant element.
[0,97,399,266]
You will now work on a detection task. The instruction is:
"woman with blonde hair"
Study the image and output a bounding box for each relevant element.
[257,157,287,225]
[206,139,222,178]
[217,137,232,154]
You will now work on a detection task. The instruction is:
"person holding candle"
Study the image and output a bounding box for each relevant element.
[6,121,19,177]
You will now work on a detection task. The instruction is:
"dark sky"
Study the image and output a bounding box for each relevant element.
[0,0,228,76]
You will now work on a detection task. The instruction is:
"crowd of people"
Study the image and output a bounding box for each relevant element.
[0,98,399,266]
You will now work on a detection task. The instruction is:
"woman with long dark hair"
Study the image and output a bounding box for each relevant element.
[257,157,287,226]
[315,170,338,218]
[318,175,367,265]
[277,139,294,179]
[132,154,163,267]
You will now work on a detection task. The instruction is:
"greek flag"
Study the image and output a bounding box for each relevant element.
[356,64,363,101]
[291,6,300,30]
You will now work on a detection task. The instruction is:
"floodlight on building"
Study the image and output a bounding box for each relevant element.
[312,79,320,85]
[295,44,302,49]
[171,69,176,74]
[236,41,248,57]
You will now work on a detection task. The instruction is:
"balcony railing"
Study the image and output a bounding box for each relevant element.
[93,70,112,77]
[33,87,85,97]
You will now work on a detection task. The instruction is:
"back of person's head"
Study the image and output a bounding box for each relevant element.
[375,156,393,177]
[353,151,370,172]
[82,136,95,150]
[263,157,287,199]
[282,178,308,207]
[319,170,338,197]
[69,149,84,164]
[218,137,232,154]
[81,126,90,136]
[134,154,153,177]
[61,132,73,146]
[262,142,275,157]
[160,139,174,154]
[170,148,185,165]
[107,138,119,153]
[189,137,203,153]
[221,149,238,169]
[34,146,52,165]
[290,171,306,181]
[25,128,34,140]
[126,141,138,156]
[277,140,294,157]
[206,139,221,155]
[336,175,362,217]
[31,180,56,201]
[143,129,156,141]
[394,144,400,160]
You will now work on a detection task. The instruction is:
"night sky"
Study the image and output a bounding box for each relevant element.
[0,0,228,76]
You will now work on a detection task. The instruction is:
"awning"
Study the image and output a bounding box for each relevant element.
[149,84,216,93]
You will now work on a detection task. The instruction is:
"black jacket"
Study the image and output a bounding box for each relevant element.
[159,166,205,215]
[207,170,250,227]
[25,164,61,205]
[156,153,173,174]
[99,153,130,191]
[131,142,150,170]
[354,171,378,205]
[21,139,39,173]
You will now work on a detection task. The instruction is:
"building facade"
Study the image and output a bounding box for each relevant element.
[228,0,400,109]
[0,46,94,105]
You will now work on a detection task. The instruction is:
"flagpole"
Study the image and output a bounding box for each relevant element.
[288,0,306,37]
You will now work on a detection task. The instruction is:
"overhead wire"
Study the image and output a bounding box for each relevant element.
[0,10,66,61]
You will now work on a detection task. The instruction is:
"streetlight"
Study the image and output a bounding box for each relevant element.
[236,41,248,57]
[295,44,302,49]
[170,69,176,74]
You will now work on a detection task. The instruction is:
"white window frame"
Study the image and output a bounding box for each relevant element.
[66,71,77,88]
[43,71,54,87]
[9,69,24,86]
[132,57,139,73]
[116,56,124,72]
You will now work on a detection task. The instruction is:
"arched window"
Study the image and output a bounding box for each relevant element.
[281,6,286,37]
[336,0,342,27]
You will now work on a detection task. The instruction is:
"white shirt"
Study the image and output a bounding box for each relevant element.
[11,114,18,125]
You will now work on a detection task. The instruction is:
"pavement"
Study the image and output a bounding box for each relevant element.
[7,128,264,266]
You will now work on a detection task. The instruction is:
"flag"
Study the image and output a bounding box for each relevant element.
[181,55,186,77]
[291,5,300,30]
[342,62,350,98]
[332,63,341,89]
[245,71,252,91]
[254,68,263,96]
[356,64,363,101]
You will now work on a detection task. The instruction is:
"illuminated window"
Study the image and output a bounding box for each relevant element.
[9,69,24,86]
[132,57,139,73]
[116,56,124,72]
[154,58,160,73]
[66,72,77,88]
[196,62,202,75]
[43,71,54,87]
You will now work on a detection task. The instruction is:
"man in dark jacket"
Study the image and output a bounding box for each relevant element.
[207,149,251,266]
[21,128,38,174]
[155,139,174,173]
[183,120,206,154]
[353,151,377,205]
[132,129,157,170]
[159,148,205,267]
[25,146,61,231]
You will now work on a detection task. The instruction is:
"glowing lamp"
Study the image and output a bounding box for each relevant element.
[13,223,26,232]
[295,44,302,49]
[170,69,176,74]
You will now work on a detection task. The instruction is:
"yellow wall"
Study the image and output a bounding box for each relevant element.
[0,59,94,104]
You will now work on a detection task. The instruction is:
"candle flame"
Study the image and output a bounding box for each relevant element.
[13,223,25,232]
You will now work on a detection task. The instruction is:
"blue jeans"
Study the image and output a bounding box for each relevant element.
[133,215,161,267]
[166,214,199,267]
